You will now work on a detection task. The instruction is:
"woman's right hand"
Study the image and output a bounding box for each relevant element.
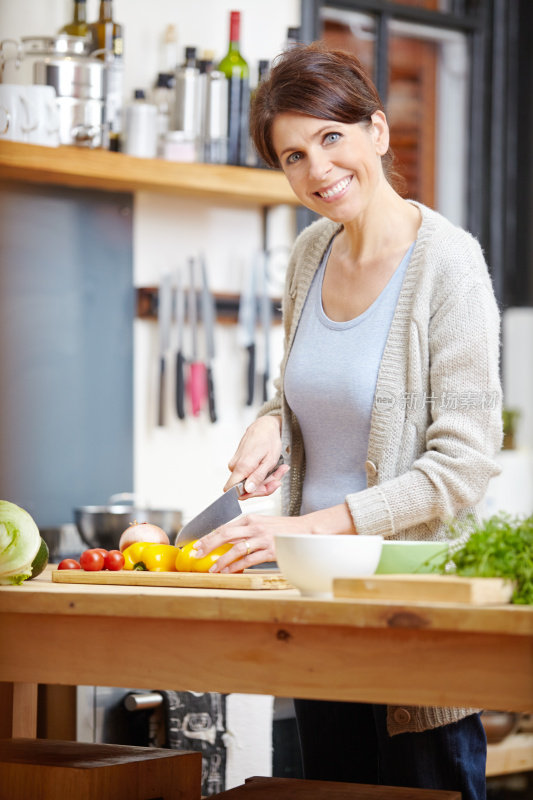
[223,415,288,499]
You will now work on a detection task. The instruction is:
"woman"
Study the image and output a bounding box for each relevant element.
[192,44,502,797]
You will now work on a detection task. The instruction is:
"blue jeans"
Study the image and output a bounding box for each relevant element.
[293,699,487,800]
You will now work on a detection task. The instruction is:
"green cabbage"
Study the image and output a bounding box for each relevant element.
[0,500,41,585]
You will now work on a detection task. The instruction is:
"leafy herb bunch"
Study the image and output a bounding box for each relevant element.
[444,513,533,604]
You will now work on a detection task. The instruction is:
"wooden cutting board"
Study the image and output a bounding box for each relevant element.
[51,568,294,591]
[333,574,515,605]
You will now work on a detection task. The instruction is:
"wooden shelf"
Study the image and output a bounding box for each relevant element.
[0,141,299,206]
[486,733,533,776]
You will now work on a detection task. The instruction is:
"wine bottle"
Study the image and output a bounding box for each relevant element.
[89,0,123,58]
[89,0,124,150]
[59,0,89,37]
[217,10,249,166]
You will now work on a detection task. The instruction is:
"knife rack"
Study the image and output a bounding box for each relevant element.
[136,287,282,324]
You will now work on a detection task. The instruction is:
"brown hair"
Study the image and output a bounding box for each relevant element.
[250,42,403,191]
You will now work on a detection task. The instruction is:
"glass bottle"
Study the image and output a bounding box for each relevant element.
[217,10,249,166]
[89,0,123,58]
[59,0,89,37]
[89,0,124,150]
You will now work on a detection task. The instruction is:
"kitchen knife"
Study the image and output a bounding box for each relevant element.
[200,254,217,423]
[187,257,207,416]
[157,273,173,426]
[174,268,186,420]
[175,482,245,545]
[259,251,272,403]
[176,465,281,546]
[238,258,257,406]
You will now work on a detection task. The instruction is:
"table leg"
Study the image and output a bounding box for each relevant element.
[0,681,38,738]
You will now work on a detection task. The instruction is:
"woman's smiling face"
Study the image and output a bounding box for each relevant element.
[272,111,390,224]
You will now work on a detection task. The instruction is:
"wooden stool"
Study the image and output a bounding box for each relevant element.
[0,738,202,800]
[209,776,462,800]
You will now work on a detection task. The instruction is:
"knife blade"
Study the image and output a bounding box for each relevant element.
[175,464,281,546]
[176,482,244,545]
[200,254,217,423]
[174,268,186,420]
[157,273,172,426]
[238,258,257,406]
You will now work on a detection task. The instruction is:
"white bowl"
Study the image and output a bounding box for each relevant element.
[274,534,383,598]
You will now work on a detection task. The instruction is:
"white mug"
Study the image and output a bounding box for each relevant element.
[0,83,59,146]
[25,85,60,146]
[0,84,24,141]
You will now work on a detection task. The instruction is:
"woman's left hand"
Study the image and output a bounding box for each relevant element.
[192,513,311,573]
[192,503,357,573]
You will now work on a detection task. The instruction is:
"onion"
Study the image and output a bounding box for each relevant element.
[119,522,170,551]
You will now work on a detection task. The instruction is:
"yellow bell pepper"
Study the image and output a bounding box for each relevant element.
[175,540,233,573]
[123,542,178,572]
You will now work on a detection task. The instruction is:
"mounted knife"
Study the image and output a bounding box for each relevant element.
[187,257,207,416]
[157,273,172,426]
[200,254,217,423]
[238,258,257,406]
[174,268,186,420]
[259,251,272,403]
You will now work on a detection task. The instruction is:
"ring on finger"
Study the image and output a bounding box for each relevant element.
[245,541,251,556]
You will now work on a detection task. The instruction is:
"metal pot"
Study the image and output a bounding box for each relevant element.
[74,494,183,550]
[33,56,106,101]
[32,55,106,146]
[1,34,91,84]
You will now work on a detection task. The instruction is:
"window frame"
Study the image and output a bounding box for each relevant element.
[299,0,523,307]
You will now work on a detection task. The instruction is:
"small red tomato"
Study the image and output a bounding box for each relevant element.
[80,549,105,571]
[93,548,108,558]
[58,559,81,570]
[104,550,125,571]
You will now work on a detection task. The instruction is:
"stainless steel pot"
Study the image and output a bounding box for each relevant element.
[1,34,90,84]
[75,494,183,550]
[33,56,106,146]
[33,56,105,100]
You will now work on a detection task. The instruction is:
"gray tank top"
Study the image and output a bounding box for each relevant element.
[284,237,414,514]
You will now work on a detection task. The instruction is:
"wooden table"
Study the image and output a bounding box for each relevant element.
[1,568,533,739]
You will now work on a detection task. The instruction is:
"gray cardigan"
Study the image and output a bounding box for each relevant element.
[260,202,503,735]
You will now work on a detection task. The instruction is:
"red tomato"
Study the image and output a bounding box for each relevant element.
[57,559,81,570]
[104,550,125,571]
[80,549,105,571]
[93,548,108,558]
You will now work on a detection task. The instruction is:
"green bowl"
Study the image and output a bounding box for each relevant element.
[375,541,449,574]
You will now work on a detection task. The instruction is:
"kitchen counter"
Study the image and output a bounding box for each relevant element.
[1,567,533,738]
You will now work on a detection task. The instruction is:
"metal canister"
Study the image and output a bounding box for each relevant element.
[173,47,200,136]
[202,70,228,164]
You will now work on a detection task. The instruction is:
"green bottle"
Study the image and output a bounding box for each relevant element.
[217,10,249,165]
[59,0,89,37]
